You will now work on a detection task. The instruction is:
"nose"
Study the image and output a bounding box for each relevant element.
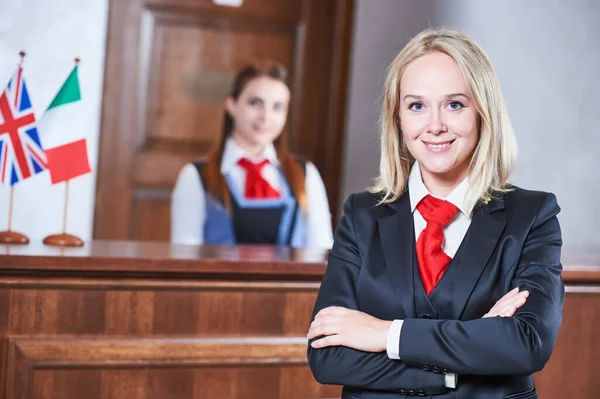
[257,107,267,121]
[263,107,273,122]
[427,111,447,135]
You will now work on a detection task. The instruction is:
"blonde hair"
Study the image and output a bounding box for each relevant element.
[372,27,517,210]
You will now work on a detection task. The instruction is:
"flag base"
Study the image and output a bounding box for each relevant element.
[0,231,30,245]
[43,233,84,247]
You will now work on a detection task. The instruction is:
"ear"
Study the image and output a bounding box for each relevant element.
[225,96,236,115]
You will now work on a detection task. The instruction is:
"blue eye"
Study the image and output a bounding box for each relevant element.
[448,101,464,110]
[273,103,284,112]
[249,98,262,107]
[409,102,424,111]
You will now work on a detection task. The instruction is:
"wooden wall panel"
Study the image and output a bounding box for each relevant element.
[0,339,8,399]
[1,280,317,338]
[534,288,600,398]
[28,368,332,399]
[6,338,339,399]
[94,0,354,241]
[2,243,598,398]
[0,260,336,398]
[146,0,303,22]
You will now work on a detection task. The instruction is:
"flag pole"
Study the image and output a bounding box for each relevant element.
[0,185,30,244]
[43,180,83,247]
[0,51,30,245]
[42,57,85,247]
[8,186,14,231]
[62,180,69,233]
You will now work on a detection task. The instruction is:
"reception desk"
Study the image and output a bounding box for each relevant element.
[0,241,598,398]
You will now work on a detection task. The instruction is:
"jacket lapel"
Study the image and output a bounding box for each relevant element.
[378,193,416,318]
[449,196,507,320]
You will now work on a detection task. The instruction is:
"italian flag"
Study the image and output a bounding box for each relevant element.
[43,64,81,127]
[41,63,91,185]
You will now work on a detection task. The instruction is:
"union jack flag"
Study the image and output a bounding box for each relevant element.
[0,66,48,185]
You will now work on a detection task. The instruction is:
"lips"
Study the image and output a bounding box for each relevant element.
[253,125,270,134]
[422,139,455,152]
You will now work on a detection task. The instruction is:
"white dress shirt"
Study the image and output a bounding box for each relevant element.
[386,161,474,389]
[171,138,334,249]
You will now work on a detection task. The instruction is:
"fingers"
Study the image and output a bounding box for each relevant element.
[310,334,344,348]
[494,291,529,316]
[307,316,345,339]
[488,288,521,313]
[309,307,362,340]
[484,288,529,318]
[495,288,528,308]
[498,287,520,302]
[485,287,527,317]
[315,306,351,319]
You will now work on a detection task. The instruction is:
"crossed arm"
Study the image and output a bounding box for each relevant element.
[307,193,563,392]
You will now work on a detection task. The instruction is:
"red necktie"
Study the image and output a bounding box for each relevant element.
[237,158,281,199]
[416,194,459,295]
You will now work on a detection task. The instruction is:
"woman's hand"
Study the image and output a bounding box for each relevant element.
[307,306,392,352]
[307,288,528,352]
[483,287,529,318]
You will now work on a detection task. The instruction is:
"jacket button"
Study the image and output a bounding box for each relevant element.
[420,313,433,319]
[422,365,431,371]
[432,366,441,373]
[399,389,407,395]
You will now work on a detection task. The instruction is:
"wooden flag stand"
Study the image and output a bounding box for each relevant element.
[0,52,30,245]
[0,186,30,244]
[43,180,83,247]
[41,58,88,247]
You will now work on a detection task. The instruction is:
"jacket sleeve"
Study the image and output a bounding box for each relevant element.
[398,193,564,376]
[307,194,448,395]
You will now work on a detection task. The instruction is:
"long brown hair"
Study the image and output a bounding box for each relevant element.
[202,61,307,213]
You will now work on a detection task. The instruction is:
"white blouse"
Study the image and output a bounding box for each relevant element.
[171,138,334,249]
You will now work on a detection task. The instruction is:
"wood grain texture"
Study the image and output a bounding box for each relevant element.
[0,242,341,398]
[93,0,353,242]
[534,292,600,398]
[0,241,329,279]
[0,338,8,399]
[0,243,598,397]
[9,337,309,365]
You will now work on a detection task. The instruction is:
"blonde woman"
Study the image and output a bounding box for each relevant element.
[307,28,562,399]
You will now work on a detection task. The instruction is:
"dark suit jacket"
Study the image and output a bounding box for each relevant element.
[307,187,563,399]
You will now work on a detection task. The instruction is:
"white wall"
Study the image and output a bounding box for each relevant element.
[341,0,437,208]
[341,0,600,252]
[2,0,598,251]
[0,0,109,241]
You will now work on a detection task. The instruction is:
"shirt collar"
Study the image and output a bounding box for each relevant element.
[408,161,473,217]
[221,137,279,174]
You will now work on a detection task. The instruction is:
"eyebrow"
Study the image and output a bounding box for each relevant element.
[403,93,469,101]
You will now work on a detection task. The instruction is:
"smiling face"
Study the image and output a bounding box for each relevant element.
[225,76,290,156]
[399,51,479,190]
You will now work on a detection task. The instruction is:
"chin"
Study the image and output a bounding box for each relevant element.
[244,135,269,146]
[256,138,276,148]
[418,159,457,176]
